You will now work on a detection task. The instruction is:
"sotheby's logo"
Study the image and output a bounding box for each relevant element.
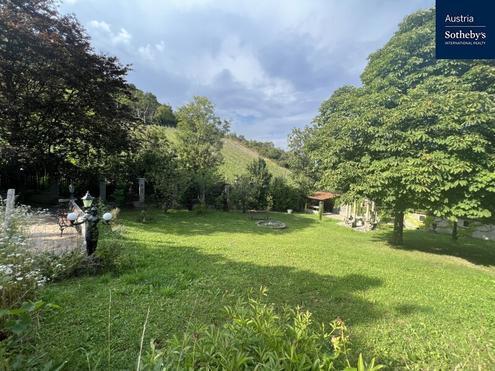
[436,0,495,59]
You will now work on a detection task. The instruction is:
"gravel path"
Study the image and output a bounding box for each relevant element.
[27,214,83,254]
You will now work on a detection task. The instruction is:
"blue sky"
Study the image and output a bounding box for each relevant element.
[60,0,434,148]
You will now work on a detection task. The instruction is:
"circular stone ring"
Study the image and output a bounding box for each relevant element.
[256,220,287,229]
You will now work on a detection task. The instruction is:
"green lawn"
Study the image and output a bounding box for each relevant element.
[36,211,495,369]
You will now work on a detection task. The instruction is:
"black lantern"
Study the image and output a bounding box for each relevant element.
[81,191,94,209]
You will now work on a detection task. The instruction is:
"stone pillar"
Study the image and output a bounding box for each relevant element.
[319,200,324,221]
[4,189,15,229]
[138,177,145,204]
[99,178,107,202]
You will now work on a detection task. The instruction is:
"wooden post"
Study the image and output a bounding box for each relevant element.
[319,200,324,221]
[4,189,15,229]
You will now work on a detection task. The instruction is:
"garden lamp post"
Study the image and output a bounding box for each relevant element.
[67,191,112,256]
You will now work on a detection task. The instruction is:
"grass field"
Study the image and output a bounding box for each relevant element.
[35,210,495,369]
[162,127,290,181]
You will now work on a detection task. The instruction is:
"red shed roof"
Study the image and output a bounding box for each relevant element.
[307,191,339,201]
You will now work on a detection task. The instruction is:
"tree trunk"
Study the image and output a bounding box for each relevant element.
[452,220,458,240]
[391,210,404,245]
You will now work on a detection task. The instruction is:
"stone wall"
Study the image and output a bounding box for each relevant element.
[407,213,495,241]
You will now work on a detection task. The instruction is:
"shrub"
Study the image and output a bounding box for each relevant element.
[34,249,85,282]
[192,203,208,215]
[140,289,382,370]
[269,176,305,212]
[0,300,61,370]
[230,175,256,212]
[0,203,49,308]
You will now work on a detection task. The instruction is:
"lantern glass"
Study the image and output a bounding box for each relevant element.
[81,191,94,208]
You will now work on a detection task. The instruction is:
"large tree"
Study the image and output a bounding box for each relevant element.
[304,9,495,244]
[246,158,272,210]
[127,85,160,125]
[0,0,135,186]
[176,96,228,207]
[154,104,177,127]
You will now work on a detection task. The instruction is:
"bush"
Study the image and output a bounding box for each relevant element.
[269,176,305,212]
[140,289,382,370]
[0,203,48,308]
[192,203,208,215]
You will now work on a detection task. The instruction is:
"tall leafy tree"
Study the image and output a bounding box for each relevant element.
[176,96,229,206]
[127,85,160,125]
[133,126,185,211]
[246,158,272,210]
[0,0,135,186]
[304,9,495,244]
[154,104,177,127]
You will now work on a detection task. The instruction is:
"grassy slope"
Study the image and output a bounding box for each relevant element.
[161,127,290,181]
[36,211,495,369]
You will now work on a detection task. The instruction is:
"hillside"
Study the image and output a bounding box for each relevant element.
[161,127,290,182]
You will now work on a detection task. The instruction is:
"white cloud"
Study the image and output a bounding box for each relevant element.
[88,20,111,33]
[113,28,132,44]
[63,0,434,146]
[88,20,131,45]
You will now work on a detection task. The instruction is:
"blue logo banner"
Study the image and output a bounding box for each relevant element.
[436,0,495,59]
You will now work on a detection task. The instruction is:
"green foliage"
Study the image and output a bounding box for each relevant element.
[34,250,85,282]
[0,300,61,370]
[287,127,318,191]
[153,104,177,127]
[136,126,186,211]
[112,181,128,207]
[127,85,177,127]
[127,85,161,125]
[220,137,291,182]
[140,288,380,370]
[192,202,208,215]
[246,158,272,210]
[227,133,289,167]
[299,9,495,244]
[0,0,135,185]
[26,210,495,369]
[230,175,256,212]
[176,96,229,206]
[269,176,305,212]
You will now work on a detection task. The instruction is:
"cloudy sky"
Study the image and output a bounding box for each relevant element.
[59,0,434,148]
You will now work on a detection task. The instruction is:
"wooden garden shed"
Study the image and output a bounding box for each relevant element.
[306,191,339,214]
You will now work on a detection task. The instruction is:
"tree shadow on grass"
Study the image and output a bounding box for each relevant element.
[117,239,432,367]
[373,228,495,268]
[36,230,432,370]
[127,241,385,323]
[121,209,318,236]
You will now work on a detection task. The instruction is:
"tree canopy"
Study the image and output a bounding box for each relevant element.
[176,96,229,206]
[298,9,495,244]
[0,0,135,185]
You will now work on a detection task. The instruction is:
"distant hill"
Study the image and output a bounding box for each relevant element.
[161,127,291,182]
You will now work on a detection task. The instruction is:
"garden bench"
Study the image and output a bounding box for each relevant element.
[57,198,82,236]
